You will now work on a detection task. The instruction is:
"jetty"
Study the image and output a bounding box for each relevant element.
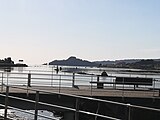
[0,70,160,120]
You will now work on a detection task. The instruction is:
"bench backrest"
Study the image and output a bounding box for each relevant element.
[115,77,153,85]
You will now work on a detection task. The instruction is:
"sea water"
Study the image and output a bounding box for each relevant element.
[1,65,160,88]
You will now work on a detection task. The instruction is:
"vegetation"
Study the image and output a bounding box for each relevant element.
[0,57,27,67]
[0,57,14,65]
[100,59,160,70]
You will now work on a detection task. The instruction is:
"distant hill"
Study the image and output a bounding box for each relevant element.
[129,59,160,70]
[49,56,160,70]
[0,57,28,67]
[94,59,141,66]
[49,56,98,67]
[97,59,160,70]
[94,60,115,65]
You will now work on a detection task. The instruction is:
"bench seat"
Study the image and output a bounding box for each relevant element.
[90,77,153,89]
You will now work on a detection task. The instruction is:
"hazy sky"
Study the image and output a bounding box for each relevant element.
[0,0,160,65]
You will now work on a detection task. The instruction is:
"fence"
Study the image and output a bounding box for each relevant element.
[0,85,160,120]
[0,71,160,98]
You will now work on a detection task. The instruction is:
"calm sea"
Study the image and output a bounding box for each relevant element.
[1,65,160,88]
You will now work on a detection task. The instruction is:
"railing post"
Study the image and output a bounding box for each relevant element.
[91,76,93,96]
[95,102,100,120]
[122,77,124,100]
[7,72,9,86]
[127,104,131,120]
[4,86,9,119]
[59,75,61,93]
[51,67,54,87]
[97,75,99,88]
[1,73,3,92]
[153,79,155,97]
[75,98,79,120]
[34,91,39,120]
[72,72,75,87]
[28,73,31,87]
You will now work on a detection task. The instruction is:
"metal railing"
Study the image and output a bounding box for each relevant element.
[0,85,160,120]
[0,71,160,98]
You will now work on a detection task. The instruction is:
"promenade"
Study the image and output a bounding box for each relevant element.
[1,85,160,120]
[0,69,160,120]
[1,85,160,98]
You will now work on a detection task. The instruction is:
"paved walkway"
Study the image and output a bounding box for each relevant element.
[1,85,160,98]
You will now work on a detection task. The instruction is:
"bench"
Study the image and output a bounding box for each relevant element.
[90,75,115,89]
[90,76,153,89]
[115,77,153,89]
[90,81,114,89]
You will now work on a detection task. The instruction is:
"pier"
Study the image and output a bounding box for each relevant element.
[0,69,160,119]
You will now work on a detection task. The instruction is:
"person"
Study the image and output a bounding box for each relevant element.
[55,65,59,74]
[101,70,108,76]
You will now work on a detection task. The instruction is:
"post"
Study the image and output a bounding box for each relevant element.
[7,72,9,86]
[122,77,124,100]
[97,75,102,89]
[4,86,9,119]
[114,77,117,89]
[72,72,75,87]
[97,75,99,88]
[34,91,39,120]
[91,76,93,97]
[51,67,54,87]
[75,98,79,120]
[1,73,3,92]
[95,102,100,120]
[28,73,31,87]
[153,79,155,97]
[127,104,131,120]
[134,85,136,90]
[59,75,61,93]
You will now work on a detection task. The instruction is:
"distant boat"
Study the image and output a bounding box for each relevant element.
[19,60,24,62]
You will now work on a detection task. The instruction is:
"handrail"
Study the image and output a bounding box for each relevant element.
[6,85,127,106]
[130,104,160,112]
[79,110,121,120]
[0,85,122,120]
[1,71,97,77]
[1,71,160,101]
[0,85,160,120]
[3,85,160,112]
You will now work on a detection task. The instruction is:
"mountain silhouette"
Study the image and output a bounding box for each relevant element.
[49,56,97,67]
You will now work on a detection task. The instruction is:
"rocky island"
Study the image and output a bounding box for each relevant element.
[0,57,28,67]
[49,56,98,67]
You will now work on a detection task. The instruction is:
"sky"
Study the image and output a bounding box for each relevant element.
[0,0,160,65]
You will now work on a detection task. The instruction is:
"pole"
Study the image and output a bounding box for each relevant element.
[72,72,75,87]
[91,76,93,97]
[127,104,131,120]
[1,73,3,92]
[75,98,79,120]
[51,67,54,87]
[59,75,61,93]
[28,73,31,87]
[122,77,124,100]
[4,86,9,119]
[153,79,156,99]
[34,91,39,120]
[7,72,9,86]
